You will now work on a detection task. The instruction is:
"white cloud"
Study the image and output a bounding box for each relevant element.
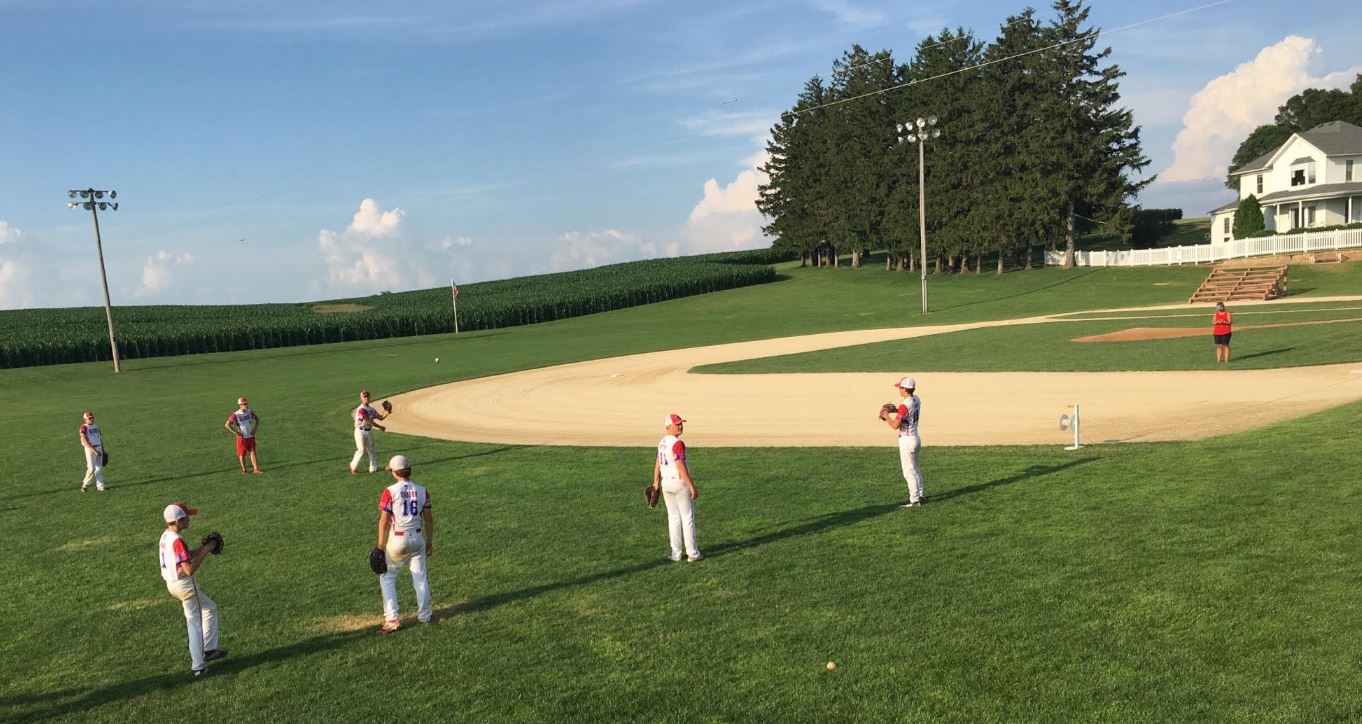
[542,229,679,273]
[0,220,21,245]
[1162,36,1362,183]
[805,0,883,25]
[681,109,779,142]
[678,151,771,254]
[135,251,194,298]
[317,198,478,296]
[0,257,34,309]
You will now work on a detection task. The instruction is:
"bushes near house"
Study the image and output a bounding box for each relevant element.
[1233,195,1266,238]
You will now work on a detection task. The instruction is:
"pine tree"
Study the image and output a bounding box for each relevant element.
[1232,195,1265,238]
[759,77,832,265]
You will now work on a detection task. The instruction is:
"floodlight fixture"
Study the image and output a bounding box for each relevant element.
[65,187,123,373]
[916,117,926,128]
[928,115,938,126]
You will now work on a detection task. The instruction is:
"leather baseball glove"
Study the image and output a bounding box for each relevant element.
[381,400,393,414]
[201,532,224,555]
[644,484,660,509]
[879,403,898,420]
[101,450,109,466]
[369,546,388,574]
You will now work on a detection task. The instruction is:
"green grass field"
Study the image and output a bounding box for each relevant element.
[4,263,1362,721]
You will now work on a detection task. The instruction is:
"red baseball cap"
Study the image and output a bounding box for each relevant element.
[237,397,248,405]
[664,413,686,428]
[83,411,94,418]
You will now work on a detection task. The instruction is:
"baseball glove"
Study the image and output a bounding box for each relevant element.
[644,484,660,509]
[368,546,388,574]
[879,403,898,420]
[201,532,224,555]
[101,450,109,466]
[381,400,393,414]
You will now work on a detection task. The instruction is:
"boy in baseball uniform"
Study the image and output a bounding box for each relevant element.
[651,413,702,562]
[351,389,387,475]
[158,502,227,677]
[79,411,106,492]
[881,376,925,507]
[225,396,262,475]
[377,454,434,633]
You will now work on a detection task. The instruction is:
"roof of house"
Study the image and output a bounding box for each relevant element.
[1230,121,1362,176]
[1209,199,1240,214]
[1256,180,1362,205]
[1298,120,1362,156]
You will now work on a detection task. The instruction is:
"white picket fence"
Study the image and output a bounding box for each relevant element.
[1045,228,1362,267]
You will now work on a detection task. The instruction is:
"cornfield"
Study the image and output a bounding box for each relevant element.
[0,251,783,368]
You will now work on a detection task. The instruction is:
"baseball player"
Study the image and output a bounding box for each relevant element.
[351,389,388,475]
[377,454,434,633]
[652,413,702,562]
[881,376,925,507]
[158,502,227,677]
[79,411,107,492]
[225,396,262,475]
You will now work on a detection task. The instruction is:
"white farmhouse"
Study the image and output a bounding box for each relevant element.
[1209,120,1362,245]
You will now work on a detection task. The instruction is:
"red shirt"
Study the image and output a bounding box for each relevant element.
[1213,310,1232,335]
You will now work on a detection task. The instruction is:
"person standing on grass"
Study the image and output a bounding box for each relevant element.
[79,411,107,493]
[351,389,387,475]
[376,454,434,633]
[225,396,262,474]
[881,377,924,507]
[652,413,702,562]
[158,502,227,678]
[1213,302,1233,364]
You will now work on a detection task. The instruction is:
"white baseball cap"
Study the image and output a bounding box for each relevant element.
[163,502,198,523]
[237,396,248,405]
[385,454,411,471]
[895,376,917,390]
[664,413,686,428]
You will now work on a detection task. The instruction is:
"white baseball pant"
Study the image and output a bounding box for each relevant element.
[351,429,377,473]
[82,447,105,490]
[381,531,432,622]
[661,481,700,561]
[898,433,924,503]
[166,577,218,672]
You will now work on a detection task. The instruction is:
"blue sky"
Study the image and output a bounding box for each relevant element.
[1,0,1359,308]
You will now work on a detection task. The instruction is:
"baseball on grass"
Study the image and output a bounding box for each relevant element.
[434,357,440,363]
[826,661,836,670]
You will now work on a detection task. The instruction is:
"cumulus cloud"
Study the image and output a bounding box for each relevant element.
[316,198,480,296]
[135,251,194,298]
[0,258,34,309]
[1162,36,1362,182]
[678,151,771,254]
[542,229,679,273]
[0,220,22,245]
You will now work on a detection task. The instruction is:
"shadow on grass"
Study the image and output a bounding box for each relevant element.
[1230,347,1293,362]
[0,630,369,722]
[0,446,523,504]
[432,502,900,621]
[933,268,1100,313]
[931,458,1097,502]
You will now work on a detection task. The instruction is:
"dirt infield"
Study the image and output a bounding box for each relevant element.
[1074,316,1362,343]
[386,301,1362,448]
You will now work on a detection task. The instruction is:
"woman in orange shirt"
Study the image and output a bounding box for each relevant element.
[1212,302,1232,363]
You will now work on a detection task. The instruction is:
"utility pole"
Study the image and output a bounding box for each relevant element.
[897,116,940,314]
[68,188,122,373]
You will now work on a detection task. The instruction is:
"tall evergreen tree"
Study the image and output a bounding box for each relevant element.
[759,77,833,265]
[1232,195,1265,238]
[1041,0,1152,268]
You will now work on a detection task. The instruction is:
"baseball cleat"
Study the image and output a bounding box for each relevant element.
[378,620,402,634]
[350,468,359,476]
[97,486,106,492]
[193,668,207,678]
[687,554,705,563]
[204,648,229,662]
[81,484,89,493]
[908,500,921,508]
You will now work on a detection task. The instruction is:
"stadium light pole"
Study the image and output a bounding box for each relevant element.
[67,188,122,373]
[897,115,940,315]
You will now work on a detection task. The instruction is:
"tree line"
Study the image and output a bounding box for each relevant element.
[757,0,1151,273]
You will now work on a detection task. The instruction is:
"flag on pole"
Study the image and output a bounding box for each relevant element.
[451,279,460,299]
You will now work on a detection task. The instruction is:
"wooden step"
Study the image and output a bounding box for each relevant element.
[1188,265,1287,303]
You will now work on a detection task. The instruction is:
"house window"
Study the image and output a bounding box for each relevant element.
[1256,174,1263,193]
[1290,207,1300,229]
[1291,169,1306,186]
[1309,163,1316,184]
[1223,217,1230,236]
[1291,161,1317,186]
[1305,206,1316,226]
[1348,160,1355,182]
